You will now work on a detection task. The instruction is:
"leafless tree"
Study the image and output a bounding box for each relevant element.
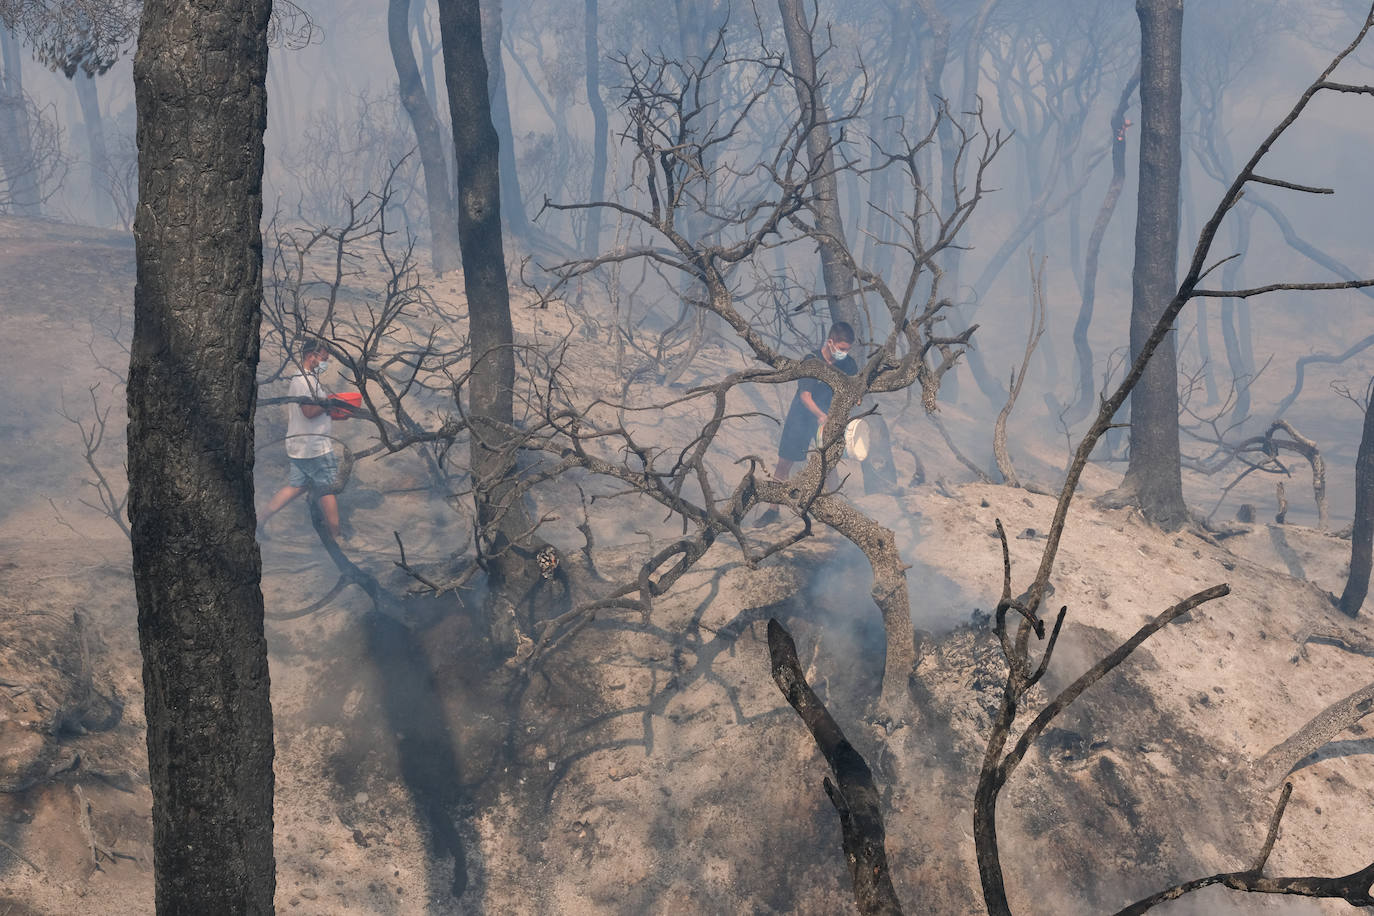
[529,18,1002,709]
[772,7,1374,913]
[0,86,65,213]
[277,90,423,229]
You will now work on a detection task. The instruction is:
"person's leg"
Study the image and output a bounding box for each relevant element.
[259,484,304,528]
[318,493,341,540]
[774,458,794,480]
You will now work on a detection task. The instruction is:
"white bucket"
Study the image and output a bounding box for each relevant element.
[815,418,870,460]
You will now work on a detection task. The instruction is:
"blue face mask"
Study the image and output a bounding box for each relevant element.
[312,359,330,375]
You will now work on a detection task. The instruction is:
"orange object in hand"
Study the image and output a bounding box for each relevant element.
[328,391,362,419]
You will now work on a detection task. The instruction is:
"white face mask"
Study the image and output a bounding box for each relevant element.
[828,343,851,363]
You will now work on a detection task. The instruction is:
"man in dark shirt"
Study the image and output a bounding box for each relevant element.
[774,321,858,480]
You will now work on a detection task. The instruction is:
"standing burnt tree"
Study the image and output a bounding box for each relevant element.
[437,0,548,652]
[1109,0,1188,529]
[777,0,858,331]
[1340,377,1374,617]
[127,0,275,911]
[389,0,461,274]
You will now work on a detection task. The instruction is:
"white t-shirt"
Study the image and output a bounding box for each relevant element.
[285,372,332,459]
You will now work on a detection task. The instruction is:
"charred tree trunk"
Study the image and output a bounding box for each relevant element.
[1118,0,1188,530]
[0,26,42,216]
[476,0,530,242]
[583,0,608,254]
[1218,202,1255,419]
[75,71,115,226]
[411,0,441,107]
[128,0,275,911]
[438,0,541,652]
[778,0,859,333]
[389,0,461,273]
[1339,383,1374,617]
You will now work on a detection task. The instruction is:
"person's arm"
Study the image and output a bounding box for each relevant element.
[799,390,826,423]
[290,375,328,418]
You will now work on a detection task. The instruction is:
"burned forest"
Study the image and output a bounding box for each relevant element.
[5,0,1374,913]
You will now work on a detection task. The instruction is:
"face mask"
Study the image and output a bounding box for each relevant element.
[828,344,851,363]
[312,359,330,375]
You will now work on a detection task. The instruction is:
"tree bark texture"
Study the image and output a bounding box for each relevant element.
[777,0,859,333]
[128,0,275,912]
[76,71,115,226]
[1121,0,1188,530]
[1253,677,1374,789]
[1339,388,1374,617]
[0,25,42,215]
[438,0,539,651]
[389,0,461,273]
[582,0,607,254]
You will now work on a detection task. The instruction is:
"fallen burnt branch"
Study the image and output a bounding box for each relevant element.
[767,619,902,916]
[1114,783,1374,913]
[1252,678,1374,791]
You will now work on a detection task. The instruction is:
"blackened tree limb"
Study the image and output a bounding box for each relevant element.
[767,619,903,916]
[1114,784,1374,914]
[1252,678,1374,791]
[1000,584,1230,784]
[1266,420,1328,530]
[974,580,1225,916]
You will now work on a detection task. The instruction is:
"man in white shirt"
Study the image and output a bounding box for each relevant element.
[258,339,342,540]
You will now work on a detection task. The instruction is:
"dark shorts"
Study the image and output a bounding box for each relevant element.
[287,452,339,489]
[778,401,819,462]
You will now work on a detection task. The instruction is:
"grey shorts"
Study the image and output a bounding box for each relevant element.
[287,452,339,489]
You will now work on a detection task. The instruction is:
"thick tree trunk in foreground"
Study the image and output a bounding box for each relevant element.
[1339,385,1374,617]
[1118,0,1188,530]
[438,0,540,652]
[778,0,859,332]
[389,0,461,273]
[128,0,275,911]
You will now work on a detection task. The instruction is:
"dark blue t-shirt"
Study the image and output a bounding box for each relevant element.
[795,347,858,413]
